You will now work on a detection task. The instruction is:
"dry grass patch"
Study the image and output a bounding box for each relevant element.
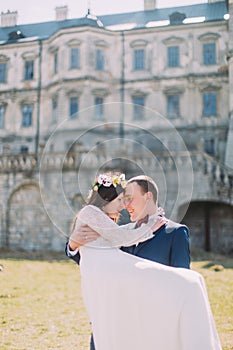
[0,249,232,350]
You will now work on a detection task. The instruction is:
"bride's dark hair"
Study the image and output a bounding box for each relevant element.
[71,172,125,232]
[87,172,126,209]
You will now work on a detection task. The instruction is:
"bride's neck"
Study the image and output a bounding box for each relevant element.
[107,213,118,223]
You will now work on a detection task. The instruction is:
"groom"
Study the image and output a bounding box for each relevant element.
[66,175,190,350]
[67,175,190,268]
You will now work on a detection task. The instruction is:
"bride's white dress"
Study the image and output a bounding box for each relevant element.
[77,205,222,350]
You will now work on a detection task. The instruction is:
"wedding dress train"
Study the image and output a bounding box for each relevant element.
[76,205,222,350]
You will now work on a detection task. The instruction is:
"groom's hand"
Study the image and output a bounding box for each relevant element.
[69,225,100,250]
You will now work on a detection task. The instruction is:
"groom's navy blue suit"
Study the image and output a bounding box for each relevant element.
[121,220,190,268]
[66,217,190,350]
[67,220,190,268]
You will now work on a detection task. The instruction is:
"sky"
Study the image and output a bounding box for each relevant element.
[1,0,208,25]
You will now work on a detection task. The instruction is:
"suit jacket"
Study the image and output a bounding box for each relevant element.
[66,219,190,269]
[121,220,190,269]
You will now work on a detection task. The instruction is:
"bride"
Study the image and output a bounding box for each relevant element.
[70,172,222,350]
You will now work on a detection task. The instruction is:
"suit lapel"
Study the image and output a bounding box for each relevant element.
[133,224,166,255]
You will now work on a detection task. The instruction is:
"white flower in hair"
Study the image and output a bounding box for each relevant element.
[104,179,112,187]
[93,173,127,190]
[97,174,104,185]
[97,174,112,187]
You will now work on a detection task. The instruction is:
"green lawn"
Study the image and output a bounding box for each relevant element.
[0,249,232,350]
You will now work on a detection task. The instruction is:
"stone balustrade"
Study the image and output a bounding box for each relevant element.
[0,151,232,190]
[201,153,233,189]
[0,154,38,173]
[1,149,232,252]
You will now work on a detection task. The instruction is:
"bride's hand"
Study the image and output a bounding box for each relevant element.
[151,215,167,232]
[69,225,100,250]
[158,207,165,216]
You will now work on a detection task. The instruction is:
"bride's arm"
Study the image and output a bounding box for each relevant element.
[78,205,156,247]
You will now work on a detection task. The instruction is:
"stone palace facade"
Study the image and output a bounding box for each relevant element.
[0,0,232,253]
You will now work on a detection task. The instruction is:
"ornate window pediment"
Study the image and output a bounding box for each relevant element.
[199,83,221,92]
[19,98,36,105]
[94,40,109,48]
[0,54,9,62]
[131,89,147,97]
[198,32,220,42]
[48,45,58,53]
[92,88,109,97]
[163,86,185,95]
[66,88,82,96]
[163,36,184,45]
[130,39,148,48]
[66,39,82,47]
[21,51,37,60]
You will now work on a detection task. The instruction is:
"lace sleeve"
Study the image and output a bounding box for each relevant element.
[78,205,154,247]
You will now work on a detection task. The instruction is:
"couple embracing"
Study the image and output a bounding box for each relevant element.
[66,173,222,350]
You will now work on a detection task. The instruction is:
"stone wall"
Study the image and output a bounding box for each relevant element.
[0,150,232,254]
[7,183,52,250]
[225,0,233,167]
[182,202,233,255]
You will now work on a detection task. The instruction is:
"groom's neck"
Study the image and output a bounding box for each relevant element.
[146,203,158,217]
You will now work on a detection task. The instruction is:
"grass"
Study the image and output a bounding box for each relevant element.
[0,249,232,350]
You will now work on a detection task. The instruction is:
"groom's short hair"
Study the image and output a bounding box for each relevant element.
[127,175,158,204]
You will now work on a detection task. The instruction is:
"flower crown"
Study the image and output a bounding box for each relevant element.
[92,173,127,192]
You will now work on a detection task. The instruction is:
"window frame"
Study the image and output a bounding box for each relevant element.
[95,49,105,71]
[0,62,7,83]
[24,60,34,81]
[52,96,58,123]
[20,145,29,154]
[203,92,217,117]
[94,97,104,120]
[167,94,180,118]
[133,49,145,70]
[70,47,80,69]
[22,104,33,127]
[69,96,79,119]
[203,42,216,65]
[167,45,180,67]
[0,105,5,129]
[132,96,145,120]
